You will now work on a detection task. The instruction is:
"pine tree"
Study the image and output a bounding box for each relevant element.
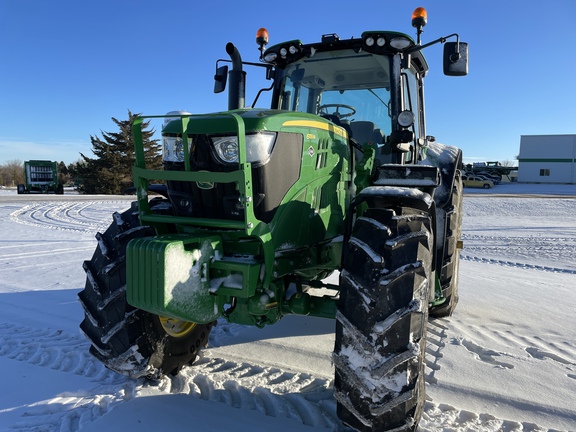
[77,111,161,194]
[57,161,69,186]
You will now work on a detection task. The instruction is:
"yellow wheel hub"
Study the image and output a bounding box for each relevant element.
[159,316,197,338]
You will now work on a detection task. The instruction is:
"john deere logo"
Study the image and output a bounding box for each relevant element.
[196,181,215,190]
[196,171,215,190]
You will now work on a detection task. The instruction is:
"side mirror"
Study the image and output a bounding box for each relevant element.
[443,42,468,76]
[214,65,229,94]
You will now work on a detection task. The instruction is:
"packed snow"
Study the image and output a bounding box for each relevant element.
[0,183,575,432]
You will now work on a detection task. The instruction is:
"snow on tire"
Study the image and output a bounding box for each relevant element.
[78,201,213,379]
[334,205,432,432]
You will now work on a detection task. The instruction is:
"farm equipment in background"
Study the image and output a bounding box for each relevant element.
[464,161,518,182]
[79,7,467,431]
[17,160,63,194]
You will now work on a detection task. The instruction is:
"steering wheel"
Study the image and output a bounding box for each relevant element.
[318,103,356,120]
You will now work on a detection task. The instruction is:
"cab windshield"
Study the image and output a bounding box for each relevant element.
[276,50,392,144]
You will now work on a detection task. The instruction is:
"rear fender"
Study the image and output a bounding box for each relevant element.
[419,142,463,209]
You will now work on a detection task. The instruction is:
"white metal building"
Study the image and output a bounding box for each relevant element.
[518,134,576,183]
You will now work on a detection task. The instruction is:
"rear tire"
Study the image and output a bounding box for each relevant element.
[334,203,433,431]
[79,201,213,378]
[430,171,463,318]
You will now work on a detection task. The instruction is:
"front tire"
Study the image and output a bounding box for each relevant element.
[78,202,213,378]
[334,202,433,431]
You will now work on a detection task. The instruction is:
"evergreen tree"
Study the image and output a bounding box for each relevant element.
[77,111,161,194]
[66,160,82,189]
[57,161,69,186]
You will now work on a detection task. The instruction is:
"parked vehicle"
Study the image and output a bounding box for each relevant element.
[463,175,494,189]
[476,174,500,185]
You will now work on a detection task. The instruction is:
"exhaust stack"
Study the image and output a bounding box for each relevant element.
[226,42,246,110]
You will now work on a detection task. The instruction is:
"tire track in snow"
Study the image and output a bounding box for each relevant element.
[445,318,576,374]
[460,254,576,274]
[422,317,572,431]
[425,320,449,384]
[0,319,560,432]
[173,354,344,430]
[0,244,94,265]
[0,322,138,431]
[425,318,576,430]
[460,232,576,273]
[0,323,120,381]
[9,201,131,233]
[0,321,347,431]
[420,402,550,432]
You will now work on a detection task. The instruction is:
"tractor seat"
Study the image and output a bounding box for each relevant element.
[350,121,384,144]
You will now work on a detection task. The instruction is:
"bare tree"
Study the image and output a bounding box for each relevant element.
[0,160,24,187]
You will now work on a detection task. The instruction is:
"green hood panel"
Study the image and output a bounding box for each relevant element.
[161,109,347,137]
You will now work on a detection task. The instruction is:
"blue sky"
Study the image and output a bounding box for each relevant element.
[1,0,574,166]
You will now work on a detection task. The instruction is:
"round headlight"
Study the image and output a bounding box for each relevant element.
[163,136,189,162]
[365,36,375,47]
[211,132,276,165]
[376,36,386,47]
[213,137,239,163]
[398,110,415,128]
[289,45,298,55]
[280,47,288,57]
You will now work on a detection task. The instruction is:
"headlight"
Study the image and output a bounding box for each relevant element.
[397,110,415,128]
[390,37,412,50]
[213,137,239,163]
[163,136,191,162]
[263,52,277,62]
[212,132,276,165]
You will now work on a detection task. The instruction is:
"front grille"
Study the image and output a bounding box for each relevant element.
[164,132,303,224]
[164,135,242,220]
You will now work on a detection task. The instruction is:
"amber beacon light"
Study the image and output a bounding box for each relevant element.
[256,27,269,58]
[412,7,428,44]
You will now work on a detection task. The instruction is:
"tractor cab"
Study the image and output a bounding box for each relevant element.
[214,9,467,168]
[262,31,428,166]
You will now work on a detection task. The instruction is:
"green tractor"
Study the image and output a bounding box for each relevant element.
[79,8,467,431]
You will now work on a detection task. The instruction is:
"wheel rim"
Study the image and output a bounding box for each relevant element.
[159,316,197,338]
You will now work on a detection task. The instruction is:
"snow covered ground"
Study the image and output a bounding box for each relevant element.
[0,183,575,432]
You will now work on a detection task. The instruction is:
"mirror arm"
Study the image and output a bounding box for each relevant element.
[215,59,273,71]
[405,33,460,55]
